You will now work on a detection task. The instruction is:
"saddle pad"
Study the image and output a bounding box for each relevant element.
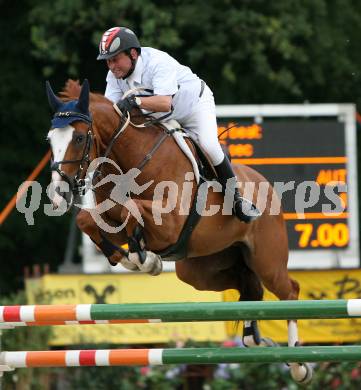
[161,120,200,184]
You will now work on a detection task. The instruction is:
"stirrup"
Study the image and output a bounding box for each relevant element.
[233,197,261,223]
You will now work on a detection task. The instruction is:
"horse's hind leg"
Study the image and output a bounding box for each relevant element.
[280,276,313,384]
[227,244,270,347]
[237,265,280,347]
[249,222,313,383]
[267,281,313,382]
[235,260,264,347]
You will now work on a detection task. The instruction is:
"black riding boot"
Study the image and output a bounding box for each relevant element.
[214,156,261,223]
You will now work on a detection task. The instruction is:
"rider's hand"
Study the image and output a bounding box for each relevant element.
[116,96,141,114]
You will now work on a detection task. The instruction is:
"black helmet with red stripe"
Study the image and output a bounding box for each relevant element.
[97,27,141,60]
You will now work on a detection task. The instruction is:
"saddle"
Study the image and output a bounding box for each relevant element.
[155,120,227,261]
[160,119,228,182]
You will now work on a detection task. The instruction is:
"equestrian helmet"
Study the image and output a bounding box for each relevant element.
[97,27,141,60]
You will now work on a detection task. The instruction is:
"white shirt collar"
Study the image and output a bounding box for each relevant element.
[126,54,143,86]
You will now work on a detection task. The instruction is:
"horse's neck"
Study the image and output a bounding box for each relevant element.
[91,104,189,188]
[91,103,121,155]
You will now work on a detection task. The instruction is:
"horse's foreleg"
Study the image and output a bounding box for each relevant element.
[76,209,139,271]
[121,200,162,276]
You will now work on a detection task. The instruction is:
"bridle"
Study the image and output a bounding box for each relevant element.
[50,111,93,195]
[50,93,175,196]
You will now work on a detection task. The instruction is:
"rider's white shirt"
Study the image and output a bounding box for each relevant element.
[104,47,203,120]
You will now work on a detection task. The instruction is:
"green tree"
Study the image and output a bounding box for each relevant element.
[29,0,361,107]
[0,0,75,294]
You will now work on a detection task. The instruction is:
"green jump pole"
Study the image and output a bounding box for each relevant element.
[163,346,361,364]
[1,300,361,324]
[1,346,361,368]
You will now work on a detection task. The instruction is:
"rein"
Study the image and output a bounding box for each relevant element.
[121,87,174,127]
[94,104,175,180]
[93,110,130,179]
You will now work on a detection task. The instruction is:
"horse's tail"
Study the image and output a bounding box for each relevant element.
[233,243,264,331]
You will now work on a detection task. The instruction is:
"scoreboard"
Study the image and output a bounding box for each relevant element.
[217,104,359,269]
[81,104,359,274]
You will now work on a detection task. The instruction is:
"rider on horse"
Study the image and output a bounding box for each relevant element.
[97,26,261,223]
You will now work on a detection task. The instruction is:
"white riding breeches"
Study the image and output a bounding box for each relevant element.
[179,85,225,166]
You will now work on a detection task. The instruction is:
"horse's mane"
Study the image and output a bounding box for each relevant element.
[59,79,106,104]
[59,79,160,128]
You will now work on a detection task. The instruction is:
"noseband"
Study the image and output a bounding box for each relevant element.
[50,112,93,195]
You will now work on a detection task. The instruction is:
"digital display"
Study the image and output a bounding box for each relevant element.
[218,120,349,251]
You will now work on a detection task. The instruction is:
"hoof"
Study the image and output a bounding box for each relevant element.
[142,252,162,276]
[242,320,261,347]
[242,335,258,347]
[290,362,313,385]
[120,257,140,272]
[129,251,162,275]
[147,256,163,276]
[107,251,140,271]
[108,255,139,271]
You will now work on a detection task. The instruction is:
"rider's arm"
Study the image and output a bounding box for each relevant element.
[104,71,124,103]
[137,95,172,112]
[140,58,177,113]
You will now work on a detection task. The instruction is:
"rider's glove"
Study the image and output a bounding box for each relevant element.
[116,96,141,114]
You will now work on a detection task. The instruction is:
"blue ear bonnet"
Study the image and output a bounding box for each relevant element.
[51,100,92,129]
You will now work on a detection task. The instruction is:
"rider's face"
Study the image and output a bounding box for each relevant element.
[106,52,132,79]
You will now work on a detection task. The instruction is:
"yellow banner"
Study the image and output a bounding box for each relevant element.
[25,273,225,346]
[224,269,361,343]
[25,269,361,345]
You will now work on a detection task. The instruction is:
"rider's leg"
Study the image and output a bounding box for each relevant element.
[214,155,261,222]
[181,84,261,223]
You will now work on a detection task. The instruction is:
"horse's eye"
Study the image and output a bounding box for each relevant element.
[75,135,84,144]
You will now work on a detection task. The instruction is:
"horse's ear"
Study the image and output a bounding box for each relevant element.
[46,81,62,112]
[76,79,90,113]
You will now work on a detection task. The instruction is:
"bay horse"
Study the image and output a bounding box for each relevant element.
[45,79,312,383]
